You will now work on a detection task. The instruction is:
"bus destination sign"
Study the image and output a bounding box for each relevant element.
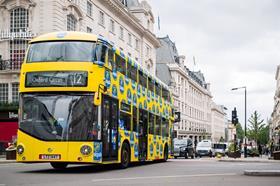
[25,71,88,87]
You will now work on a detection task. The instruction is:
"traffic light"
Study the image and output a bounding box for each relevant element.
[232,107,238,125]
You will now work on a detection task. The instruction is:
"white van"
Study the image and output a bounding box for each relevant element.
[195,140,213,157]
[212,143,227,156]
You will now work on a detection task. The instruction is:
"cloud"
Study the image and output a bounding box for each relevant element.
[148,0,279,123]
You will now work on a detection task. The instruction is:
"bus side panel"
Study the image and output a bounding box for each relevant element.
[130,131,139,162]
[147,134,154,160]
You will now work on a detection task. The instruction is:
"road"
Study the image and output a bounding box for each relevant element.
[0,158,279,186]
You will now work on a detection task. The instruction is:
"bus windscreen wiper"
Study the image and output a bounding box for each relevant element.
[55,56,64,61]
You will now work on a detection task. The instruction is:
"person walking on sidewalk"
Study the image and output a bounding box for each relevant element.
[258,143,262,157]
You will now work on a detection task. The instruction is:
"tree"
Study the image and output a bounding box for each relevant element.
[236,123,244,142]
[258,125,269,145]
[247,111,266,145]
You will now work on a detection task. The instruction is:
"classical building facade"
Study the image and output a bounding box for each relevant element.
[226,121,236,142]
[0,0,160,104]
[271,65,280,147]
[156,36,214,144]
[211,102,226,142]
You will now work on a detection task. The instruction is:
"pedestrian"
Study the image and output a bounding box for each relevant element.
[258,143,262,157]
[270,141,274,157]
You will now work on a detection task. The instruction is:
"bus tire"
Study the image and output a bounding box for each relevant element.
[120,142,130,169]
[50,162,68,169]
[163,145,168,162]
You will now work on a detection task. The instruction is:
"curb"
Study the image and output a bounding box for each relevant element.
[244,170,280,176]
[0,160,17,164]
[218,159,280,163]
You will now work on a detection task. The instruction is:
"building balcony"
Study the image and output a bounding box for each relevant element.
[0,60,22,71]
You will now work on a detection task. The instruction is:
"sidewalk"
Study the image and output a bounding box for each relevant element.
[0,155,17,164]
[218,155,280,163]
[217,155,280,176]
[244,170,280,176]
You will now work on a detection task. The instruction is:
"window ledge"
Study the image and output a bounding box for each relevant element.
[86,14,94,20]
[98,22,105,29]
[109,31,116,35]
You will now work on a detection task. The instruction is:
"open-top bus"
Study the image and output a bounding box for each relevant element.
[16,31,175,169]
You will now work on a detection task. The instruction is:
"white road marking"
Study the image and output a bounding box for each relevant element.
[91,173,237,182]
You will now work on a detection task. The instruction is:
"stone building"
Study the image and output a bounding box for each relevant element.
[211,102,226,142]
[0,0,160,104]
[226,121,236,142]
[156,35,214,144]
[271,65,280,147]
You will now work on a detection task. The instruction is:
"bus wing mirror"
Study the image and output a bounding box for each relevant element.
[94,92,102,106]
[174,112,181,123]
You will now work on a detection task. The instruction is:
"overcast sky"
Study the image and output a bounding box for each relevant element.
[147,0,280,127]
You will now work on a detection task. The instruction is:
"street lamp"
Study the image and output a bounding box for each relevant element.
[231,86,247,158]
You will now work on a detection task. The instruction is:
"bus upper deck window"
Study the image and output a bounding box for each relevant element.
[108,48,114,69]
[94,43,107,63]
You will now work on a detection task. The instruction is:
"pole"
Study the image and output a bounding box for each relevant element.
[244,87,247,158]
[234,133,237,159]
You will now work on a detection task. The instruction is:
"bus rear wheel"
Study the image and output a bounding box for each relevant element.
[120,143,130,169]
[50,162,68,170]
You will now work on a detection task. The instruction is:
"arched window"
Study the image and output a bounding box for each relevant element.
[67,14,77,31]
[10,8,29,32]
[9,7,29,69]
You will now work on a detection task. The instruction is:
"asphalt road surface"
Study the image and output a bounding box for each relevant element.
[0,158,280,186]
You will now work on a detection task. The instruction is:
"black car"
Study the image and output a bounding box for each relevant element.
[173,138,194,159]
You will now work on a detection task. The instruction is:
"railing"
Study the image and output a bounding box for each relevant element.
[0,59,23,71]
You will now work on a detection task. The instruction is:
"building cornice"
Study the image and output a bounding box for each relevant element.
[167,63,212,97]
[100,0,160,48]
[188,77,212,97]
[211,107,225,115]
[0,0,36,10]
[168,63,188,79]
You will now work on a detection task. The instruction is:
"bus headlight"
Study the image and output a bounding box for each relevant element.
[80,145,92,156]
[17,145,24,155]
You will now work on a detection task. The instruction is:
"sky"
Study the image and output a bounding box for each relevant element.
[147,0,280,127]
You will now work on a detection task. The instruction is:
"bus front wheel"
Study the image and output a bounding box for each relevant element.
[120,143,130,169]
[50,162,68,169]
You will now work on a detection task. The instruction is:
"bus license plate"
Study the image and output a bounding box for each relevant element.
[39,154,61,160]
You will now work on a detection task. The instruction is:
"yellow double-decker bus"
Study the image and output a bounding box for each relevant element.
[16,31,175,169]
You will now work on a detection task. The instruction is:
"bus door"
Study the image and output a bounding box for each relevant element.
[138,109,148,161]
[102,96,118,161]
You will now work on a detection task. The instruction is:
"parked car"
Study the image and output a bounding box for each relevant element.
[212,143,227,156]
[195,140,213,157]
[173,138,194,159]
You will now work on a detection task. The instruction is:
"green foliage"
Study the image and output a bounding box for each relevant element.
[228,143,240,152]
[0,102,19,111]
[236,123,244,141]
[248,110,266,145]
[248,147,259,157]
[258,125,269,145]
